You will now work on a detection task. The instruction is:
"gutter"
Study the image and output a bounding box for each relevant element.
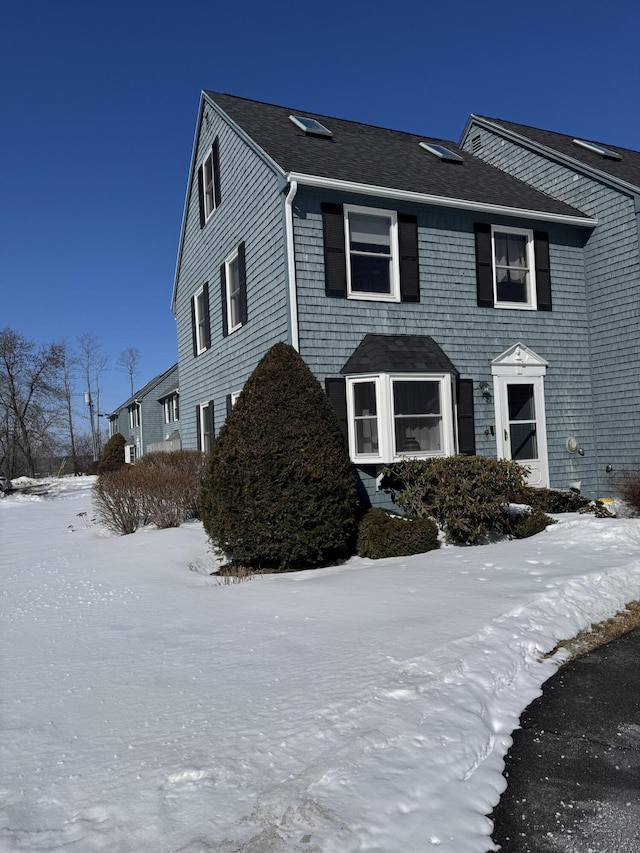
[286,172,597,228]
[284,180,299,351]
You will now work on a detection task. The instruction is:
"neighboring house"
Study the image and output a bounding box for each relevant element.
[459,116,640,495]
[108,364,180,463]
[171,91,627,505]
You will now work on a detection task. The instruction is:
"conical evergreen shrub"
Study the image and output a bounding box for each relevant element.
[201,343,359,571]
[99,432,126,465]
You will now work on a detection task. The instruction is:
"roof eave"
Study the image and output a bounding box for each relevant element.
[286,172,597,227]
[462,115,640,198]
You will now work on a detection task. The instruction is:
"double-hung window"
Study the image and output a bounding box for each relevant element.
[128,403,140,429]
[492,226,536,309]
[192,284,210,355]
[346,374,454,463]
[221,242,247,336]
[197,139,221,227]
[163,394,179,424]
[345,205,400,301]
[198,401,214,453]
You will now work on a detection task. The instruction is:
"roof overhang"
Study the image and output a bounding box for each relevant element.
[287,172,597,228]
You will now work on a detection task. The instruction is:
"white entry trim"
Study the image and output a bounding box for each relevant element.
[491,343,549,487]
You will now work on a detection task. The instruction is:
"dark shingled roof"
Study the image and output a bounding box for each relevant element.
[474,116,640,190]
[205,92,587,220]
[112,363,178,413]
[340,334,458,375]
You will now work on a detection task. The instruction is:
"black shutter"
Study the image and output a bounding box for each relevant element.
[197,165,205,229]
[237,241,248,326]
[226,394,232,416]
[202,282,211,350]
[207,400,215,444]
[474,223,494,308]
[325,377,348,446]
[457,378,476,455]
[398,214,420,302]
[220,263,228,338]
[212,137,221,208]
[322,203,347,298]
[534,231,552,311]
[190,295,198,356]
[196,405,202,450]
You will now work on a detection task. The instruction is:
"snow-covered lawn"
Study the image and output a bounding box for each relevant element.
[2,478,640,853]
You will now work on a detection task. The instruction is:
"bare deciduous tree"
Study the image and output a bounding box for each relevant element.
[0,328,63,477]
[117,347,141,397]
[75,333,109,459]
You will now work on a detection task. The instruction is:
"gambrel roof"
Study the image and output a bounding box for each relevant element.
[204,92,590,221]
[465,116,640,193]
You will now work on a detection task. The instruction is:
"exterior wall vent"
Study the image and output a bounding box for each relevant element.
[472,134,482,154]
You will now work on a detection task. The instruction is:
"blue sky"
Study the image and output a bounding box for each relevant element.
[3,0,639,413]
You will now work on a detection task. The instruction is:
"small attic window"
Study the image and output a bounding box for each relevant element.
[419,142,463,163]
[572,138,622,160]
[289,115,333,137]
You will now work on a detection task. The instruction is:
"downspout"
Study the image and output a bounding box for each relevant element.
[284,180,299,351]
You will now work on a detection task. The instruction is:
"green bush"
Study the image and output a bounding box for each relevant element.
[357,507,439,559]
[200,343,359,572]
[516,485,590,514]
[509,507,556,539]
[100,433,126,465]
[381,455,528,545]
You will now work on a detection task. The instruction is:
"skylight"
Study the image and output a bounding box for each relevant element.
[572,138,622,160]
[289,115,333,138]
[419,142,463,163]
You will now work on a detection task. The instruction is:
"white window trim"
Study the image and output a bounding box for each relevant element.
[224,247,243,334]
[491,225,537,311]
[193,285,208,354]
[163,394,179,424]
[198,402,213,453]
[230,390,241,407]
[202,147,216,222]
[345,373,455,464]
[128,404,140,429]
[344,204,400,302]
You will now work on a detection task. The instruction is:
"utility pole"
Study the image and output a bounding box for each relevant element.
[84,391,98,461]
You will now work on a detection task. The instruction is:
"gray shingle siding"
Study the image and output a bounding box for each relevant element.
[110,364,180,456]
[462,120,640,493]
[293,186,598,497]
[173,97,291,450]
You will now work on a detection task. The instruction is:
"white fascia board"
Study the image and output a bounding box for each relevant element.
[286,172,597,228]
[465,115,640,199]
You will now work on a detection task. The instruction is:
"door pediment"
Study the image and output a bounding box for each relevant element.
[491,343,548,377]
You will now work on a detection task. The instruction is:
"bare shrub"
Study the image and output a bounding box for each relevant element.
[136,450,207,520]
[93,468,141,535]
[135,466,197,529]
[610,465,640,517]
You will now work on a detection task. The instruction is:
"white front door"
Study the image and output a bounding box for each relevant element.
[495,377,548,486]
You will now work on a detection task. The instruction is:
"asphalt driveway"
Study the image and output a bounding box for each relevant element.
[491,627,640,852]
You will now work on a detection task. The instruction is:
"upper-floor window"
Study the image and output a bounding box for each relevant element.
[492,226,536,309]
[322,203,419,303]
[197,139,221,227]
[345,205,400,301]
[128,403,140,429]
[163,393,179,424]
[221,242,247,336]
[346,373,455,464]
[192,284,211,355]
[475,223,552,312]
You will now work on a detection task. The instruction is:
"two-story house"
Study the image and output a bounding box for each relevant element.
[460,116,640,492]
[108,364,180,463]
[171,92,615,505]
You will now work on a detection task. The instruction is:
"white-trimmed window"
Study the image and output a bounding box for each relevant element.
[346,373,455,463]
[163,393,179,424]
[125,444,137,464]
[345,205,400,301]
[202,148,216,221]
[128,403,140,429]
[492,226,537,309]
[225,248,242,333]
[198,402,214,453]
[193,285,210,354]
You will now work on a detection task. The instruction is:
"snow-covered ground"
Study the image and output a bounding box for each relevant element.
[2,477,640,853]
